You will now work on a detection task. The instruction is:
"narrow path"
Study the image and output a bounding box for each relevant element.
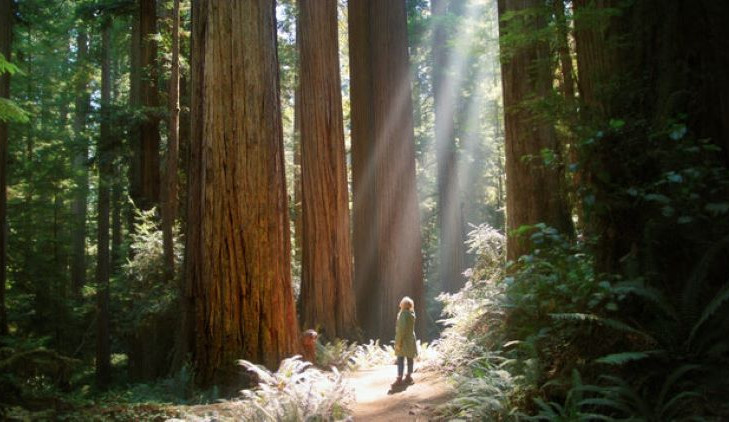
[348,365,453,421]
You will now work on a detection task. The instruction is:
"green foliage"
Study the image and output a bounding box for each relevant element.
[119,204,182,328]
[218,357,354,422]
[504,225,619,342]
[316,339,359,371]
[0,54,30,123]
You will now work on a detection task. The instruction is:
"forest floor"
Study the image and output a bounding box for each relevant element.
[175,364,454,421]
[349,364,453,421]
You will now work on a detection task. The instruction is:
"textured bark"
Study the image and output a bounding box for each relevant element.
[432,0,467,294]
[130,0,160,210]
[95,21,112,388]
[498,0,573,262]
[297,0,357,340]
[186,0,299,388]
[349,0,425,340]
[573,0,729,273]
[71,30,90,297]
[0,0,11,336]
[553,0,576,101]
[162,0,180,281]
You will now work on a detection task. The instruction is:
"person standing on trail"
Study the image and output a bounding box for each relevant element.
[392,296,418,387]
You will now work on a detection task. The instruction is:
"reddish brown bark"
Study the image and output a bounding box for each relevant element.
[130,0,160,210]
[349,0,425,340]
[297,0,358,340]
[498,0,573,262]
[186,0,299,387]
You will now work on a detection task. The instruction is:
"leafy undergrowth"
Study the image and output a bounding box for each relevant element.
[432,220,729,420]
[0,339,437,421]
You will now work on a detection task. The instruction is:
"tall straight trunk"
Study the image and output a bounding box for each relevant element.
[349,0,425,340]
[498,0,573,262]
[130,0,160,210]
[162,0,180,281]
[553,0,576,101]
[185,0,299,388]
[0,0,12,336]
[573,0,729,274]
[292,85,302,276]
[432,0,466,294]
[297,0,357,339]
[95,20,113,388]
[71,30,90,297]
[111,54,123,272]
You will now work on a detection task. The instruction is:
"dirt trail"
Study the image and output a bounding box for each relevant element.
[348,365,454,421]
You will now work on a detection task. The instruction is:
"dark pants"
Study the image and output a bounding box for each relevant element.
[397,356,414,377]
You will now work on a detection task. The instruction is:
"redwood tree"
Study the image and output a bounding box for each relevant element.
[297,0,357,339]
[161,0,180,281]
[497,0,573,261]
[130,0,160,210]
[432,0,467,294]
[185,0,299,387]
[349,0,425,340]
[71,29,90,296]
[0,0,11,336]
[95,18,112,388]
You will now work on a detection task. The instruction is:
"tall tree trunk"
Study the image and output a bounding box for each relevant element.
[95,19,113,388]
[162,0,180,282]
[432,0,467,294]
[297,0,357,340]
[553,0,575,101]
[498,0,573,262]
[185,0,299,388]
[131,0,160,211]
[0,0,12,336]
[349,0,425,340]
[71,29,90,297]
[573,0,729,274]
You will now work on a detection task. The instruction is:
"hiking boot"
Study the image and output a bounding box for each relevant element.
[391,376,404,387]
[404,374,414,385]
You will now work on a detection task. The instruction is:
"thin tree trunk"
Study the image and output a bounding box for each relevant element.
[95,19,113,388]
[432,0,467,294]
[185,0,299,388]
[297,0,357,339]
[0,0,12,336]
[71,30,90,297]
[498,0,573,261]
[162,0,180,282]
[131,0,160,211]
[349,0,425,340]
[553,0,575,101]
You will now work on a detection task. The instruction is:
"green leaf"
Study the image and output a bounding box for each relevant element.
[705,202,729,216]
[609,118,625,129]
[644,193,671,204]
[669,124,687,141]
[665,172,683,183]
[0,53,24,76]
[688,282,729,346]
[0,98,30,123]
[595,352,650,365]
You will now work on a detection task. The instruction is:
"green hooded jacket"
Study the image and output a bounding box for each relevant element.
[394,309,418,358]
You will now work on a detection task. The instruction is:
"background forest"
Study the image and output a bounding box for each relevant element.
[1,0,728,420]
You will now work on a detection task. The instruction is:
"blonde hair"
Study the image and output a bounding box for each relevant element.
[400,296,414,310]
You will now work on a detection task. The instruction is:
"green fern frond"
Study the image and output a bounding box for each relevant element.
[688,282,729,346]
[595,351,652,365]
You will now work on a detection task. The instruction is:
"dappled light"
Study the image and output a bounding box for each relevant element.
[2,0,728,419]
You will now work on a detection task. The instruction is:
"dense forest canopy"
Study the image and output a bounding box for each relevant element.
[1,0,728,420]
